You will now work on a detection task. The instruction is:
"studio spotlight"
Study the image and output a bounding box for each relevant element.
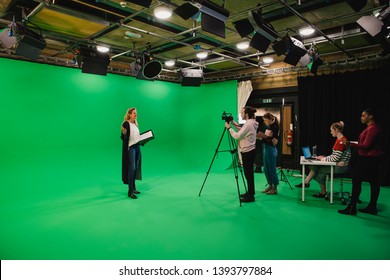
[0,22,46,60]
[77,47,110,76]
[233,9,278,53]
[174,0,229,38]
[272,36,307,66]
[180,68,203,87]
[130,53,162,80]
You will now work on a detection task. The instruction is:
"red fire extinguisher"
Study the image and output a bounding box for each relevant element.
[285,130,293,146]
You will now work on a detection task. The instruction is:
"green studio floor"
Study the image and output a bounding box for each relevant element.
[1,152,389,260]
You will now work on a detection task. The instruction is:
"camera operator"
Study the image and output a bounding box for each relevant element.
[225,106,259,203]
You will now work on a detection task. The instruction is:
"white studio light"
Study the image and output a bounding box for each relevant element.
[96,45,110,53]
[236,41,250,50]
[299,26,315,36]
[165,60,175,67]
[154,6,173,19]
[262,57,274,64]
[196,51,208,59]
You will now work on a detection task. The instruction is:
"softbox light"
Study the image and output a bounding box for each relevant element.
[78,47,110,76]
[180,69,203,87]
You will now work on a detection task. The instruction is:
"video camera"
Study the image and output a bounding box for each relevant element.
[222,111,233,123]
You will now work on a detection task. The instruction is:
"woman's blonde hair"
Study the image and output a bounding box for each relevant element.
[123,107,138,126]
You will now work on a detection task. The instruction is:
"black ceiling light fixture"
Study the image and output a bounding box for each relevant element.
[174,2,199,20]
[173,0,230,38]
[272,35,307,66]
[233,7,279,52]
[76,46,110,76]
[345,0,368,12]
[180,68,203,87]
[125,0,152,8]
[0,21,46,60]
[130,43,163,81]
[305,46,323,74]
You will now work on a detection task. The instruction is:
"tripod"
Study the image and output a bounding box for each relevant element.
[277,168,292,189]
[199,126,247,206]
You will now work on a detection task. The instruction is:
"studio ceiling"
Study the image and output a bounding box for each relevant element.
[1,0,389,83]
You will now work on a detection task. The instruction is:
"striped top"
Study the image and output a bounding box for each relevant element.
[324,136,351,165]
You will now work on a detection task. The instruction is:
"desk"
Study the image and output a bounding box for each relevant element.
[300,156,336,204]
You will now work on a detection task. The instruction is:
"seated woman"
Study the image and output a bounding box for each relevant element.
[295,121,351,198]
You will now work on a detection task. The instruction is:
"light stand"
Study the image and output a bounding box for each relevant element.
[277,168,292,189]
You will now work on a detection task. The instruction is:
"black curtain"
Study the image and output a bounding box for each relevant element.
[298,64,390,186]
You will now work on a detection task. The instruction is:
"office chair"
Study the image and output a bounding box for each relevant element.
[325,173,350,205]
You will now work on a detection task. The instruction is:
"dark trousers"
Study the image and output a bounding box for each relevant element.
[128,144,141,193]
[350,155,381,208]
[241,149,257,196]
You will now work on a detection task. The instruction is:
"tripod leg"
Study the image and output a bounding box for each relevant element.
[199,127,227,196]
[227,132,246,206]
[229,133,247,193]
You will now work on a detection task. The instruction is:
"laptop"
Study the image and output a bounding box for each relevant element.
[302,146,320,160]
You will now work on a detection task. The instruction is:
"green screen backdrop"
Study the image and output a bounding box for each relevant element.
[0,58,237,195]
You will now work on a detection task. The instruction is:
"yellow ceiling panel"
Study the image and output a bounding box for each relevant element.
[29,8,108,38]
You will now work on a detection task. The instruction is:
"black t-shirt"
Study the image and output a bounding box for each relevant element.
[262,122,279,146]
